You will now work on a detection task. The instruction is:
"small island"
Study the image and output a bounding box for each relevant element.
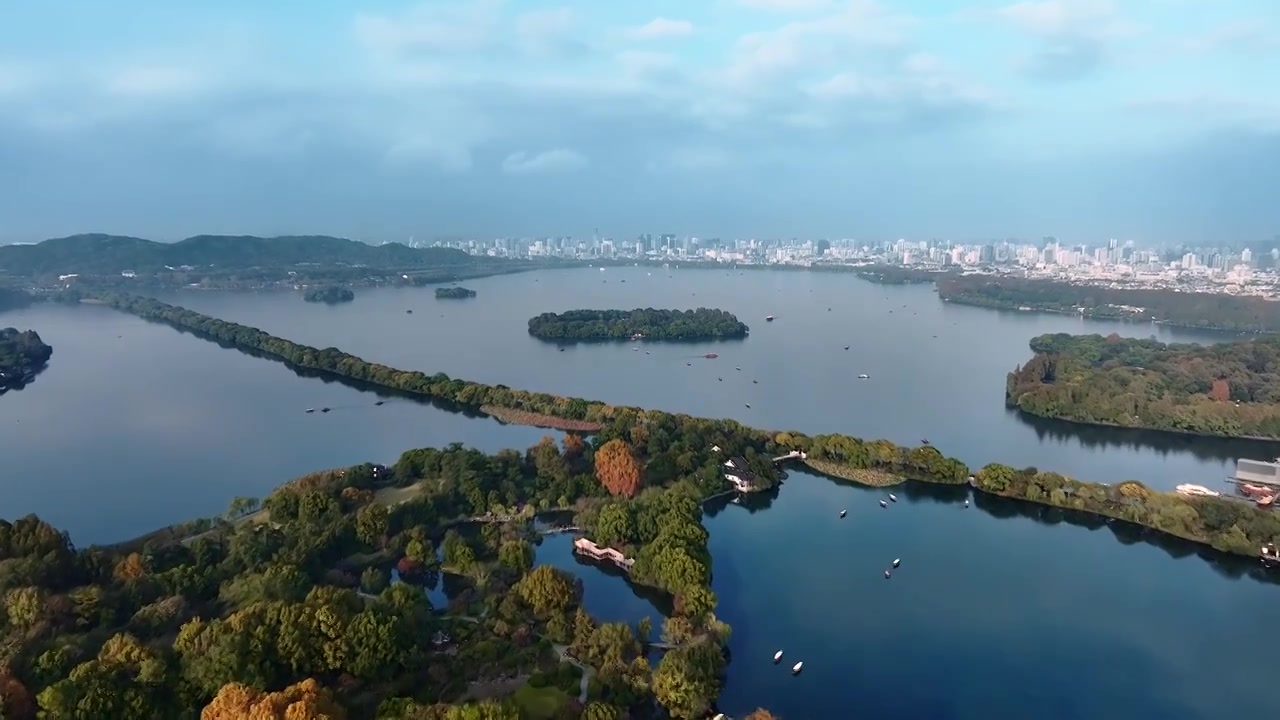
[1007,332,1280,439]
[0,327,53,390]
[435,286,477,299]
[302,286,354,304]
[528,308,750,341]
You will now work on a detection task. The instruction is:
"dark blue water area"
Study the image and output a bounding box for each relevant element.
[705,470,1275,720]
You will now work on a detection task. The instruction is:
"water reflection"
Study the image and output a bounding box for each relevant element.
[1013,409,1280,464]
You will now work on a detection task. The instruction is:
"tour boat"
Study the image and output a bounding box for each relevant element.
[321,408,331,413]
[964,499,970,507]
[884,570,891,579]
[766,315,775,322]
[1239,483,1272,498]
[879,500,887,508]
[745,403,751,409]
[753,379,758,384]
[844,346,850,350]
[921,438,930,445]
[1259,495,1276,508]
[735,366,741,371]
[892,558,901,568]
[704,353,719,359]
[375,401,385,406]
[559,348,566,352]
[305,408,315,414]
[686,362,692,366]
[839,510,847,518]
[791,662,803,674]
[773,650,783,663]
[858,373,870,379]
[718,377,722,382]
[888,494,898,502]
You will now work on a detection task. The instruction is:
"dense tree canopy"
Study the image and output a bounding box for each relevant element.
[0,328,52,388]
[303,286,354,304]
[1007,333,1280,438]
[938,275,1280,332]
[527,308,750,341]
[594,440,644,498]
[435,287,477,299]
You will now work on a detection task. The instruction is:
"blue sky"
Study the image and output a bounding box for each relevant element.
[0,0,1276,244]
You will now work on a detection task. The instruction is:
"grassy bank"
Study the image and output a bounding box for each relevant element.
[803,459,905,487]
[480,405,605,432]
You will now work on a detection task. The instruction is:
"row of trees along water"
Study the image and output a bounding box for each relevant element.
[93,292,1280,560]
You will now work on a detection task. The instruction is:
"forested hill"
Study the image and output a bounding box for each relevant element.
[1007,332,1280,439]
[0,234,474,275]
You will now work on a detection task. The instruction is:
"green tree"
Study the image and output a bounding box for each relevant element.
[356,504,390,548]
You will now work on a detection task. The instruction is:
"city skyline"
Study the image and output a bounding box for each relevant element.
[0,1,1277,242]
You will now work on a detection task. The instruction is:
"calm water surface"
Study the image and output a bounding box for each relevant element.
[2,268,1277,719]
[164,267,1278,488]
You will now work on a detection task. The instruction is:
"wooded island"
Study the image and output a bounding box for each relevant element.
[435,287,477,299]
[1008,332,1280,439]
[0,328,52,390]
[303,286,355,304]
[528,309,749,342]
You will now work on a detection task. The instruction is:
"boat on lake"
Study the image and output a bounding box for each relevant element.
[791,661,803,674]
[892,558,901,568]
[766,315,775,322]
[879,500,887,508]
[839,509,847,518]
[884,570,891,579]
[704,353,719,359]
[1176,483,1220,497]
[858,373,870,379]
[773,650,783,663]
[889,493,897,502]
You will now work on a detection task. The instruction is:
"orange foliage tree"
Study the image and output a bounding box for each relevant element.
[594,439,644,498]
[744,711,779,720]
[201,678,346,720]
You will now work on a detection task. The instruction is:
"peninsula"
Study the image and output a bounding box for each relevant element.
[0,431,754,719]
[1007,332,1280,440]
[91,293,1280,563]
[302,286,355,304]
[0,327,53,389]
[435,286,477,299]
[939,275,1280,333]
[528,308,750,342]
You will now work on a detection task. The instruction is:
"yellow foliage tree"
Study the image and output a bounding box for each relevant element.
[594,439,644,498]
[201,678,346,720]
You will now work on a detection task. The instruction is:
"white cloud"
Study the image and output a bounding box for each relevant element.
[1174,20,1278,55]
[501,148,588,174]
[102,66,205,97]
[995,0,1138,81]
[628,17,694,40]
[354,0,502,56]
[517,8,576,44]
[736,0,833,11]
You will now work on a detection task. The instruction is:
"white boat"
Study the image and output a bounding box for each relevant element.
[773,650,783,663]
[879,500,887,508]
[964,499,970,507]
[884,570,891,579]
[1175,483,1220,497]
[858,373,870,379]
[839,509,847,518]
[791,661,803,674]
[892,558,901,568]
[888,494,897,502]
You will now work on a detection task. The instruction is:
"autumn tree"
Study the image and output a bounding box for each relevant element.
[201,678,346,719]
[594,439,644,498]
[744,710,779,720]
[0,671,35,720]
[514,566,578,618]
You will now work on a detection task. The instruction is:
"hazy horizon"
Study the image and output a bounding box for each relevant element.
[1,1,1277,244]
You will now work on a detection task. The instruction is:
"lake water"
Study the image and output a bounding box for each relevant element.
[1,267,1276,719]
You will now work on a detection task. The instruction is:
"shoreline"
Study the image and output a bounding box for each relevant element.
[87,293,1280,564]
[1008,405,1280,443]
[480,405,605,433]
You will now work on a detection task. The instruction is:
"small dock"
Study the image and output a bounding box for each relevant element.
[773,450,807,463]
[573,537,635,572]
